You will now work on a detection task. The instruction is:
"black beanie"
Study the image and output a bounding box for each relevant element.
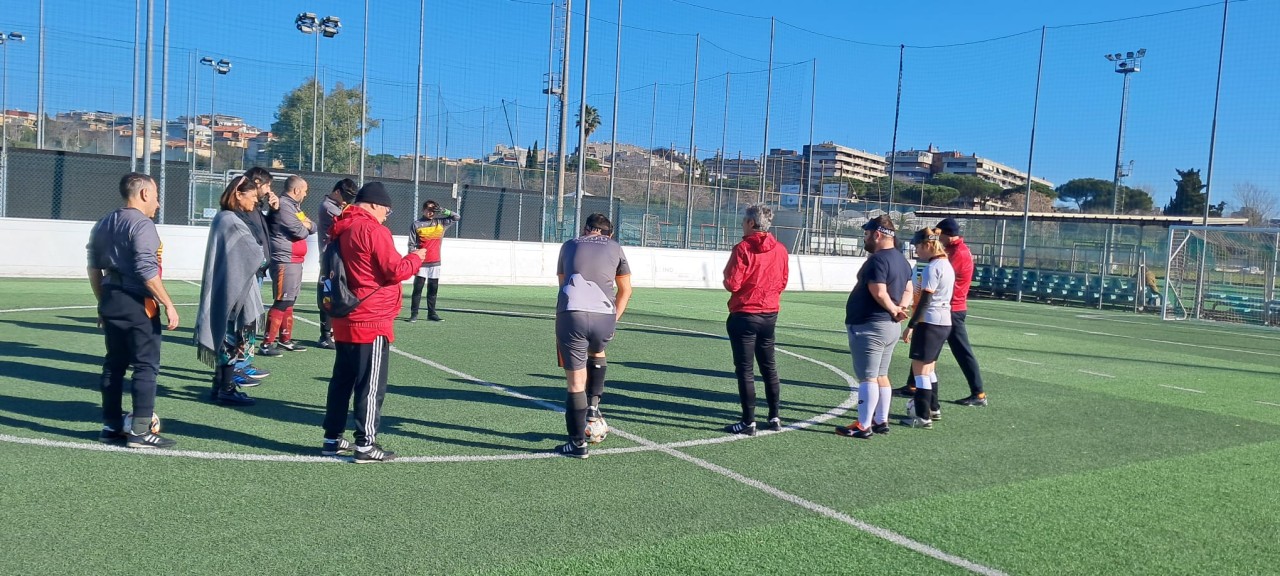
[937,217,961,237]
[355,182,393,208]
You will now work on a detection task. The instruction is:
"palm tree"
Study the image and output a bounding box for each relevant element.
[576,105,600,140]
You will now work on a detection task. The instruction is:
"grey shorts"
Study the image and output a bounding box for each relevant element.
[416,263,441,279]
[271,262,304,302]
[555,311,616,370]
[846,320,900,381]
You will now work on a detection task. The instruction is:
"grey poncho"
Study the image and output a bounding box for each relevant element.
[194,210,266,367]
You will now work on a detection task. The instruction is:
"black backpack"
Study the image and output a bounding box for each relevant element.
[318,240,379,318]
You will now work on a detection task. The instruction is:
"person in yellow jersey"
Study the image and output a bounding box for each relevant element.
[406,200,460,322]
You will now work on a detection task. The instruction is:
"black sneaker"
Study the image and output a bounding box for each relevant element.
[257,343,283,357]
[322,437,354,456]
[871,421,891,435]
[893,385,916,398]
[554,441,589,459]
[278,340,308,352]
[765,417,783,432]
[126,432,176,449]
[232,370,260,388]
[930,410,942,421]
[98,427,127,445]
[956,394,989,407]
[214,388,256,406]
[725,421,757,436]
[834,421,875,439]
[353,444,397,463]
[427,313,443,322]
[405,314,419,323]
[586,406,603,422]
[318,336,335,349]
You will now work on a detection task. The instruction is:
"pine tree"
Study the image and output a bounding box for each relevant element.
[1163,168,1206,216]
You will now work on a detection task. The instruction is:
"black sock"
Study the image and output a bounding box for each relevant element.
[930,380,940,412]
[764,377,780,421]
[586,357,607,408]
[565,391,588,444]
[914,387,931,421]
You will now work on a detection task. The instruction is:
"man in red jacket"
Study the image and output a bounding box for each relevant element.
[321,182,427,463]
[722,203,790,436]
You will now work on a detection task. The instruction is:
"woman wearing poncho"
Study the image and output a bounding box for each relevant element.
[194,175,268,406]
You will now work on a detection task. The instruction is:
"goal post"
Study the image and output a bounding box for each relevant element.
[1163,225,1280,327]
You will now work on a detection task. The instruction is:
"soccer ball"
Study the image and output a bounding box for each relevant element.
[123,412,162,435]
[586,416,609,444]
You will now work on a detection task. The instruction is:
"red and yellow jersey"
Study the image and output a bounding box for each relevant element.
[408,211,460,265]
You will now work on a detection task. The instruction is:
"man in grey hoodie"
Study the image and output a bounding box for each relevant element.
[260,175,315,356]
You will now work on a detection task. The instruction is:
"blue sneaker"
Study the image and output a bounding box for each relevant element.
[232,372,258,388]
[238,365,270,380]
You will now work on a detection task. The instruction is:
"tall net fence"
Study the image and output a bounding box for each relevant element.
[1164,226,1279,326]
[0,0,1277,285]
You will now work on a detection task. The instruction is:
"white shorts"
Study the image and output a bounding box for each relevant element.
[416,264,441,279]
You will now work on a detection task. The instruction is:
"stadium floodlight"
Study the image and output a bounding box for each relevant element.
[295,13,318,34]
[1136,48,1147,57]
[297,12,341,171]
[1099,47,1147,307]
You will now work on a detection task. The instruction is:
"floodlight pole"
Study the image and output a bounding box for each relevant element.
[412,0,425,209]
[554,0,572,239]
[683,34,699,250]
[143,0,155,176]
[158,0,169,223]
[887,44,904,215]
[311,29,320,171]
[607,0,621,219]
[131,0,140,172]
[359,0,369,185]
[541,2,554,242]
[1016,26,1046,303]
[1102,48,1144,309]
[758,17,774,204]
[1195,0,1230,319]
[572,0,591,237]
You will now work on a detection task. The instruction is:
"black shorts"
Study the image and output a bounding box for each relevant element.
[908,323,952,362]
[555,311,616,370]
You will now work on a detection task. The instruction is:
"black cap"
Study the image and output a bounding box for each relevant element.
[937,217,961,237]
[354,182,393,208]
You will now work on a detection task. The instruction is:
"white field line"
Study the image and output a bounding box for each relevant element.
[1256,401,1280,408]
[1076,313,1280,342]
[3,299,1006,574]
[1159,384,1205,394]
[1077,370,1115,379]
[970,314,1280,358]
[1022,333,1038,336]
[1005,358,1043,366]
[386,310,1005,576]
[0,303,198,314]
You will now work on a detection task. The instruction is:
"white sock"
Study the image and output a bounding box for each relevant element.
[915,374,932,390]
[875,386,892,424]
[857,381,876,428]
[930,372,938,384]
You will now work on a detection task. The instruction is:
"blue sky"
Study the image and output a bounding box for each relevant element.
[1,0,1277,207]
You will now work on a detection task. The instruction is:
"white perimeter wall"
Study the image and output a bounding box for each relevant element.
[0,217,862,292]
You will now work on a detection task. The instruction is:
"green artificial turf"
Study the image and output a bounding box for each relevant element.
[1,278,1277,575]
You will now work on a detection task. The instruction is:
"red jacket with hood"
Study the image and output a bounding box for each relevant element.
[329,205,423,343]
[723,231,789,314]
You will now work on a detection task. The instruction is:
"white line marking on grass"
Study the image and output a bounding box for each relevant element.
[1006,358,1043,366]
[1077,370,1115,379]
[970,315,1280,358]
[1077,312,1280,341]
[0,303,198,314]
[1,300,1003,574]
[1023,333,1038,336]
[1256,401,1280,408]
[604,428,1008,576]
[1159,384,1205,394]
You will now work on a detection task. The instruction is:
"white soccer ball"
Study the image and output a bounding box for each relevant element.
[123,412,162,435]
[586,416,609,444]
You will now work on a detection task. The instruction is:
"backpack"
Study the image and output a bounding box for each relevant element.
[317,240,379,318]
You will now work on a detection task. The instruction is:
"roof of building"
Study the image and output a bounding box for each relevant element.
[912,209,1250,227]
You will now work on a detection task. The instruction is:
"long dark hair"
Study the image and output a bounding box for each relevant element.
[218,175,257,212]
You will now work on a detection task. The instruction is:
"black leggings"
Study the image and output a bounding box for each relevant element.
[726,312,781,423]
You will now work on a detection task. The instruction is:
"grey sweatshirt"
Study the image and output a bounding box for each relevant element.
[87,207,162,297]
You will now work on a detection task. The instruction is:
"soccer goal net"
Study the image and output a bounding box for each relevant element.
[1163,225,1280,327]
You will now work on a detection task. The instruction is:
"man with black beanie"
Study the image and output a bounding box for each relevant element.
[321,182,427,462]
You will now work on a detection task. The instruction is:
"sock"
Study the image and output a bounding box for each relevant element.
[875,386,892,425]
[264,309,285,344]
[565,391,588,444]
[586,357,607,409]
[856,381,875,429]
[914,375,932,421]
[930,389,940,415]
[930,372,938,384]
[281,305,294,341]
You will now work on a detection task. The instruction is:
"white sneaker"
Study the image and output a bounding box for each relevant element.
[899,416,933,429]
